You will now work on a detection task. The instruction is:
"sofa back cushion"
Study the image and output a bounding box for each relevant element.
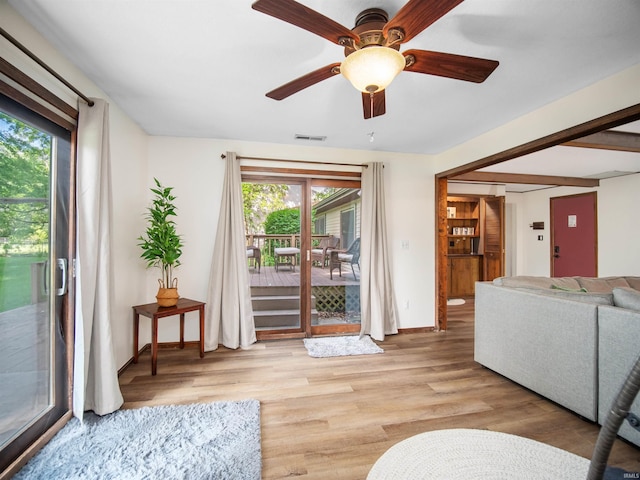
[612,287,640,311]
[577,276,631,293]
[623,277,640,291]
[493,276,582,290]
[547,290,613,305]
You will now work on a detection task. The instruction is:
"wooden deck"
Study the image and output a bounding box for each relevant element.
[248,264,359,288]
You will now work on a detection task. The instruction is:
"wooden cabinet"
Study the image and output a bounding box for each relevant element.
[448,255,481,297]
[447,195,504,288]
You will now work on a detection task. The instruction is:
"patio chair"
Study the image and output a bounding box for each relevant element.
[311,235,340,268]
[246,246,260,272]
[329,237,360,280]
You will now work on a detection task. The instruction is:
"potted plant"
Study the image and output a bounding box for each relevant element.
[138,178,183,307]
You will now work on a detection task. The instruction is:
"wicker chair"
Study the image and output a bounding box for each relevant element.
[246,246,260,272]
[329,237,360,280]
[311,235,340,268]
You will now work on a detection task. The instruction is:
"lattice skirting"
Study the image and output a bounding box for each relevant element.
[313,285,360,313]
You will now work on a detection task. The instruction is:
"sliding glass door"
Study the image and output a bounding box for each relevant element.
[0,96,72,471]
[242,174,360,338]
[310,182,361,335]
[243,180,303,331]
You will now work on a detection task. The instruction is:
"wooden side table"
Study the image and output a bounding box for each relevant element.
[132,297,205,375]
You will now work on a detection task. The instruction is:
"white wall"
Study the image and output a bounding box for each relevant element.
[506,173,640,277]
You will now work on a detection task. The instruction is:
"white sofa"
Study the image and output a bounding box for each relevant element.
[474,276,640,446]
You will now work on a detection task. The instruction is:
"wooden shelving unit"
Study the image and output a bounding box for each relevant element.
[447,196,480,255]
[447,196,482,297]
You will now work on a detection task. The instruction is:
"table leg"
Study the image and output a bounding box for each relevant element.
[152,315,158,376]
[133,311,139,363]
[180,313,185,349]
[199,305,205,358]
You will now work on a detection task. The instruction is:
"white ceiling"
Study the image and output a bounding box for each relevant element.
[7,0,640,181]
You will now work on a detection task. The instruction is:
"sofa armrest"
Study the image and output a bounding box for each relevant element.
[598,305,640,446]
[475,282,598,420]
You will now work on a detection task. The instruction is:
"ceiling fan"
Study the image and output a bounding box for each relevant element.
[252,0,499,119]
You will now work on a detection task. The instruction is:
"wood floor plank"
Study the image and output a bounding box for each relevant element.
[119,300,640,478]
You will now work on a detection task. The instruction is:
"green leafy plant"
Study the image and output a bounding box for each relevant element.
[264,207,300,235]
[137,178,183,288]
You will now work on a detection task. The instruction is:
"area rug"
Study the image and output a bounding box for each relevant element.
[367,428,591,480]
[303,335,383,358]
[14,399,261,480]
[447,298,466,306]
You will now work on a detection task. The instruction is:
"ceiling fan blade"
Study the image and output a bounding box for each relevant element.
[384,0,464,43]
[362,90,386,119]
[266,63,341,100]
[403,49,499,83]
[252,0,358,46]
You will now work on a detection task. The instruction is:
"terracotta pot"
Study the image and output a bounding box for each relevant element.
[156,278,179,307]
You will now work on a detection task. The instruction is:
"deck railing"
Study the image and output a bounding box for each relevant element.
[246,234,330,266]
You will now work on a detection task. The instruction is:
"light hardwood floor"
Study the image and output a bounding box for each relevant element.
[119,301,640,479]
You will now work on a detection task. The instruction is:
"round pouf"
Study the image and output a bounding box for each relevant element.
[367,429,590,480]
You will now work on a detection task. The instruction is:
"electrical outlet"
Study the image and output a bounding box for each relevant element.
[404,300,409,309]
[538,235,543,241]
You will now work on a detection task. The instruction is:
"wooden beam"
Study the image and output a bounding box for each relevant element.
[563,130,640,153]
[451,171,600,187]
[437,103,640,179]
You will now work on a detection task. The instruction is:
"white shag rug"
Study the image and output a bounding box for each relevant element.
[446,298,466,306]
[367,428,591,480]
[14,400,261,480]
[303,335,383,358]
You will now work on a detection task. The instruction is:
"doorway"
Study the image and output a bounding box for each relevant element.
[550,192,597,277]
[242,175,361,339]
[0,98,72,471]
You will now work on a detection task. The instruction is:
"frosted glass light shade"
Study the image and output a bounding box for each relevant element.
[341,46,406,94]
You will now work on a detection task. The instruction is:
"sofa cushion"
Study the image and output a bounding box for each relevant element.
[550,284,587,293]
[623,277,640,291]
[549,277,584,291]
[493,275,580,290]
[577,276,631,293]
[543,289,613,305]
[612,287,640,311]
[504,287,613,305]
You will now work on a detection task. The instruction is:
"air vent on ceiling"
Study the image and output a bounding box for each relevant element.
[295,134,326,142]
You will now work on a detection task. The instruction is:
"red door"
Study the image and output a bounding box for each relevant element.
[550,192,597,277]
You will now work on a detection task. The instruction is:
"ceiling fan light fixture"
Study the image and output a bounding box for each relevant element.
[341,46,405,94]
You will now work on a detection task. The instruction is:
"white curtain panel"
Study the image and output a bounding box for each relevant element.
[360,162,398,341]
[73,99,123,419]
[205,152,256,350]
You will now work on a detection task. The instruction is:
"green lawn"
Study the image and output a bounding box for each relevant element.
[0,254,48,312]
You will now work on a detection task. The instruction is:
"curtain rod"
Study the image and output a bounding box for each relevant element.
[220,154,367,168]
[0,26,94,107]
